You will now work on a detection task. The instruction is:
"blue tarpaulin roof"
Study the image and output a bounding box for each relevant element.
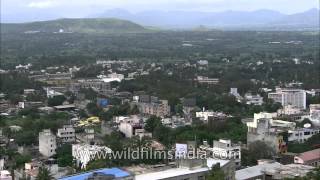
[59,168,130,180]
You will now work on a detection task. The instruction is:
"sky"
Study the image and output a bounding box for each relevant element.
[1,0,319,19]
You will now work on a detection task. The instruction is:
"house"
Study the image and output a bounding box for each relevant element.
[57,125,76,143]
[294,148,320,167]
[288,128,320,143]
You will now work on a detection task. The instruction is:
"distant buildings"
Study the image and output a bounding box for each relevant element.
[288,128,320,143]
[0,170,12,180]
[69,79,111,94]
[135,95,170,117]
[244,93,263,106]
[57,125,76,143]
[117,115,151,138]
[247,112,295,153]
[196,108,228,123]
[268,88,306,109]
[39,129,57,157]
[98,73,124,82]
[195,76,219,85]
[200,139,241,168]
[294,148,320,167]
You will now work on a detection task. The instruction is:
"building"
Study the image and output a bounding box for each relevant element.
[288,128,320,143]
[244,93,263,106]
[69,79,110,94]
[309,104,320,127]
[0,170,12,180]
[98,73,124,82]
[136,95,170,117]
[195,76,219,85]
[117,115,152,138]
[200,139,241,168]
[57,125,76,143]
[235,160,314,180]
[294,148,320,167]
[72,144,112,169]
[277,105,303,116]
[246,113,295,153]
[39,129,57,157]
[59,168,133,180]
[268,88,306,109]
[196,108,228,122]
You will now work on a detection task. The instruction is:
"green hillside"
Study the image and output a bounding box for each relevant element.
[1,18,149,34]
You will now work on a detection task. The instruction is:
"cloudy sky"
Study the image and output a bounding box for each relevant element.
[2,0,319,19]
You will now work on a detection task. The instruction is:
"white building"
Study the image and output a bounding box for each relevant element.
[39,129,57,157]
[247,112,296,131]
[98,73,124,82]
[72,144,112,169]
[196,108,228,122]
[244,93,263,106]
[0,170,12,180]
[200,139,241,167]
[57,125,76,143]
[288,128,320,143]
[277,105,303,115]
[268,88,306,109]
[309,104,320,126]
[195,76,219,85]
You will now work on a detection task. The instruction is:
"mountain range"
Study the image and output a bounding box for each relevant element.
[93,8,319,29]
[1,18,148,34]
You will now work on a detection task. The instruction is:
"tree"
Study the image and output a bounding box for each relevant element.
[241,141,276,166]
[207,163,225,180]
[144,116,162,133]
[55,144,73,167]
[36,167,53,180]
[47,95,66,106]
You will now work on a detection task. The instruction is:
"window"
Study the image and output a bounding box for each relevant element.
[198,176,204,180]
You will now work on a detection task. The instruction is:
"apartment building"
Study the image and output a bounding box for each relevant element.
[268,88,306,109]
[39,129,57,157]
[57,125,76,143]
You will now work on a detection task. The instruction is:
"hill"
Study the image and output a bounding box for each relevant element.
[1,18,149,34]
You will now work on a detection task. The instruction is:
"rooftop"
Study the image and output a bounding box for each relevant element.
[58,168,130,180]
[296,148,320,162]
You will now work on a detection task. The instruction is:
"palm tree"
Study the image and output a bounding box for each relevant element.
[36,166,53,180]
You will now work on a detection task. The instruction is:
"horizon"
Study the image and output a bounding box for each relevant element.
[1,0,319,23]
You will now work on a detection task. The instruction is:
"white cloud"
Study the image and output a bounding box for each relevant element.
[28,0,58,8]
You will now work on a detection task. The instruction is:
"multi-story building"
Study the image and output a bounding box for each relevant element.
[39,129,57,157]
[247,113,295,153]
[309,104,320,126]
[200,139,241,168]
[244,93,263,106]
[288,128,320,143]
[268,88,306,109]
[69,79,110,94]
[57,125,76,143]
[136,95,170,117]
[196,108,228,122]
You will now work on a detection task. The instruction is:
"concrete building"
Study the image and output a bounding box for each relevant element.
[235,160,314,180]
[59,168,133,180]
[39,129,57,157]
[0,170,12,180]
[69,79,110,94]
[244,93,263,106]
[268,88,306,109]
[195,76,219,85]
[72,144,112,169]
[288,128,320,143]
[57,125,76,143]
[196,108,228,122]
[277,104,303,116]
[246,113,295,153]
[294,148,320,167]
[309,104,320,126]
[200,139,241,168]
[136,96,170,117]
[117,115,152,138]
